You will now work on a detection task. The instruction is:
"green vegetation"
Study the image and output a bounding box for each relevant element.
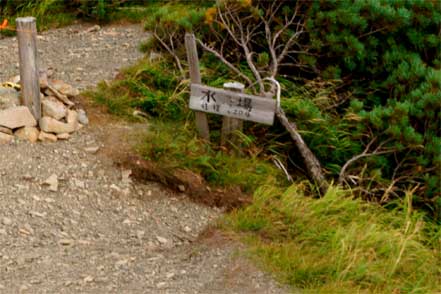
[142,121,284,193]
[0,0,152,34]
[227,184,441,293]
[296,0,441,217]
[87,59,183,119]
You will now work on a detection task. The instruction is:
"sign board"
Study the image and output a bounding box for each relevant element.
[189,84,276,125]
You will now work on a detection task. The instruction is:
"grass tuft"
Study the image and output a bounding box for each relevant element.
[227,185,441,293]
[140,120,286,193]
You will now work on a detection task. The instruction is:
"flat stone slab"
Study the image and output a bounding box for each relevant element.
[39,116,76,134]
[0,132,14,144]
[0,106,37,129]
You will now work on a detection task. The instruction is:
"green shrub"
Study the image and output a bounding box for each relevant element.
[300,0,441,218]
[86,59,187,120]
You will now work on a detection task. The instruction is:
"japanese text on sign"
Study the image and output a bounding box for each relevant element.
[189,84,276,125]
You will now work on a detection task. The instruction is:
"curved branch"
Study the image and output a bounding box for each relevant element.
[196,38,253,86]
[338,137,395,184]
[152,29,185,79]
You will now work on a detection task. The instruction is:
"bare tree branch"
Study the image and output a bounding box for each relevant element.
[338,137,395,185]
[196,38,253,86]
[152,29,185,79]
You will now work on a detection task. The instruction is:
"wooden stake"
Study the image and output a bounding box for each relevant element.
[221,82,244,147]
[184,33,210,141]
[17,17,41,120]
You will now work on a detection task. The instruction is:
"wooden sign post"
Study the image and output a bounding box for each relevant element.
[189,84,276,125]
[221,82,244,146]
[16,17,41,120]
[184,33,209,141]
[185,32,276,147]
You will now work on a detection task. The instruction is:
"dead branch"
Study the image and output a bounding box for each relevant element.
[205,1,308,95]
[196,38,253,86]
[152,29,185,79]
[338,137,396,185]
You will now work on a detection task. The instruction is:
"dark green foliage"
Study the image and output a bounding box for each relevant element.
[302,0,441,217]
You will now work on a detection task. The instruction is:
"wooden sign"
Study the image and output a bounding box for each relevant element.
[189,84,276,125]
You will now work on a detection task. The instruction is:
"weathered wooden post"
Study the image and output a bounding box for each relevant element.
[16,17,41,120]
[184,32,210,141]
[221,82,244,146]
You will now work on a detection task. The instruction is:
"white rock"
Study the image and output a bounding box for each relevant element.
[42,99,67,120]
[84,146,100,154]
[29,211,46,218]
[43,174,58,192]
[44,88,74,106]
[38,131,57,142]
[2,217,12,225]
[86,25,101,33]
[0,132,14,144]
[56,133,70,140]
[39,116,76,134]
[0,126,12,135]
[0,106,37,129]
[78,109,89,125]
[156,236,168,244]
[156,282,167,289]
[9,75,20,84]
[66,109,79,127]
[50,79,80,97]
[15,126,39,143]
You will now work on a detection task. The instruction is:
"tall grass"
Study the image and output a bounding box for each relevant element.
[227,184,441,293]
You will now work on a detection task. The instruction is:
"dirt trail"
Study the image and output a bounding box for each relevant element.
[0,23,288,293]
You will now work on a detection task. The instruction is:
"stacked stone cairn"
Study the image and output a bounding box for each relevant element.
[0,72,88,144]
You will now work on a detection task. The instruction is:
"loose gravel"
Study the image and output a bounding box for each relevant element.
[0,22,288,293]
[0,23,147,89]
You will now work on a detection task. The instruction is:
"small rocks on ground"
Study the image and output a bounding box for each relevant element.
[43,174,58,192]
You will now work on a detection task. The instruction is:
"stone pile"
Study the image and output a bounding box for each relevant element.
[0,72,88,144]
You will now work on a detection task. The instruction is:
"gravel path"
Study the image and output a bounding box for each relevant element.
[0,23,288,293]
[0,23,147,89]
